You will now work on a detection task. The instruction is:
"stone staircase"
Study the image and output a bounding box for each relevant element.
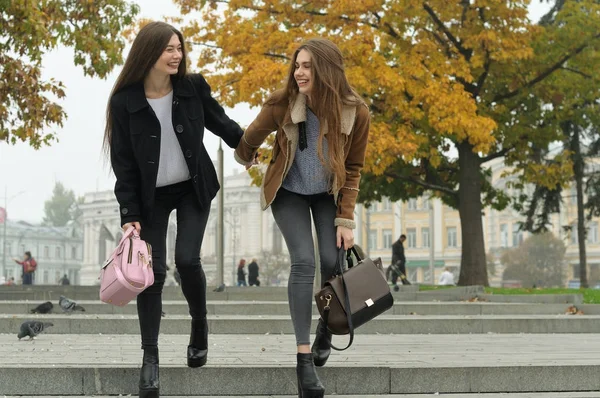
[0,284,598,396]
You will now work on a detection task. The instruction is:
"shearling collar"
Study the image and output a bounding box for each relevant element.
[284,94,357,137]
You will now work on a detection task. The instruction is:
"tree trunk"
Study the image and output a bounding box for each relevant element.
[457,142,489,286]
[573,125,588,288]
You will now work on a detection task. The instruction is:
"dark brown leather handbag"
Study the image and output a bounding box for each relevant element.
[314,247,394,351]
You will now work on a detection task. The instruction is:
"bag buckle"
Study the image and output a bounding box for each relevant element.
[320,294,332,309]
[365,298,374,307]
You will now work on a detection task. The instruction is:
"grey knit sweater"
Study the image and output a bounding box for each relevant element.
[282,107,331,195]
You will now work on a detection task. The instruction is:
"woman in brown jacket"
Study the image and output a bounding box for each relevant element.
[235,38,370,398]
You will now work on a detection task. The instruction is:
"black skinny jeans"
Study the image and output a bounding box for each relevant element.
[137,180,210,348]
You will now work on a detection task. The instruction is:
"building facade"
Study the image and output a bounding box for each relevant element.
[355,158,600,286]
[79,170,289,286]
[0,220,83,284]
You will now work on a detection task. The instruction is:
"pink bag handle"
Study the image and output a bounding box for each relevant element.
[120,226,137,244]
[112,226,153,292]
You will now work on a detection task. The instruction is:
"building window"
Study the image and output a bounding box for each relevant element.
[43,270,49,284]
[383,229,393,249]
[71,246,77,260]
[20,244,25,254]
[422,197,430,210]
[588,222,598,244]
[408,198,417,211]
[56,247,61,259]
[407,228,417,248]
[512,223,523,247]
[368,230,378,251]
[6,241,12,256]
[382,197,392,211]
[571,224,578,244]
[43,246,50,259]
[500,224,508,247]
[447,227,457,248]
[422,227,430,248]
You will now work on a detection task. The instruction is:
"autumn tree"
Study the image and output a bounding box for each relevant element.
[500,232,566,288]
[514,0,600,288]
[0,0,138,148]
[172,0,600,285]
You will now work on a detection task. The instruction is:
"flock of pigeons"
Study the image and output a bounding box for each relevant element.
[17,295,86,340]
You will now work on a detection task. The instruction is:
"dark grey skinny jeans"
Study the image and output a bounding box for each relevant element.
[271,188,339,345]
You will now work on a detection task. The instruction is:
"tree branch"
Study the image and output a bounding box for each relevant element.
[560,66,593,79]
[423,2,471,60]
[493,33,600,102]
[480,147,511,163]
[384,171,458,197]
[189,41,289,60]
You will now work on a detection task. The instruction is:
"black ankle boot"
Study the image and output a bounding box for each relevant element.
[311,319,332,367]
[187,318,208,368]
[139,346,159,398]
[296,353,325,398]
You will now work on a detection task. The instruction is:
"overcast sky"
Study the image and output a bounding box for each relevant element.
[0,0,551,223]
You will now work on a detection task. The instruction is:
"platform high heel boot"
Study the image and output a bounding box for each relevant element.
[139,346,159,398]
[187,318,208,368]
[296,353,325,398]
[311,319,332,367]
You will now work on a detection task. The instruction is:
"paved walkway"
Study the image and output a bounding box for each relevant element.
[3,333,600,367]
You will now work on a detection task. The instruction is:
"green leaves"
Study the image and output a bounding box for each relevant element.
[0,0,139,148]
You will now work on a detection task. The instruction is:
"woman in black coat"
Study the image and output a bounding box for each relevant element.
[104,21,243,398]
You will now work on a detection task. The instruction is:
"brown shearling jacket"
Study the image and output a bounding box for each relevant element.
[234,93,370,229]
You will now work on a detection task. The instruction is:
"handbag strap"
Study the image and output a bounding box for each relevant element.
[322,247,355,351]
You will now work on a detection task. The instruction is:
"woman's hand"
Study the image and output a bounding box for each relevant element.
[336,226,354,250]
[122,221,141,234]
[245,151,260,170]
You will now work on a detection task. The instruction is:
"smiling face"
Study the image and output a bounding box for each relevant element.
[294,49,313,96]
[152,33,182,76]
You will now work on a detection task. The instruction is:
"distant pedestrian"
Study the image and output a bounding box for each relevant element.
[390,234,410,290]
[59,274,71,286]
[438,267,455,286]
[237,259,247,287]
[14,251,37,285]
[4,277,15,286]
[248,258,260,286]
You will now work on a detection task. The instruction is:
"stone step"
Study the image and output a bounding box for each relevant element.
[1,333,599,395]
[0,285,582,304]
[7,394,600,398]
[2,313,599,335]
[1,300,595,316]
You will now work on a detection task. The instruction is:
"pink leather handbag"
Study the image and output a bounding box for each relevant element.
[99,226,154,306]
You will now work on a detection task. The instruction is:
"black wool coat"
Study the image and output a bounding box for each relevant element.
[110,73,243,226]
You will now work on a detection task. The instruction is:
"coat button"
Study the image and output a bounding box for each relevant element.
[176,125,184,133]
[121,208,129,215]
[185,150,192,158]
[193,174,198,183]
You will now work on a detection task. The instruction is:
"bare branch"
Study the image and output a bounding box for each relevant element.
[423,2,471,60]
[189,41,289,60]
[384,171,458,197]
[480,147,511,163]
[560,67,593,79]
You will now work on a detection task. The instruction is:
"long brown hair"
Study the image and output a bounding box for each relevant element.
[103,21,187,155]
[267,38,364,189]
